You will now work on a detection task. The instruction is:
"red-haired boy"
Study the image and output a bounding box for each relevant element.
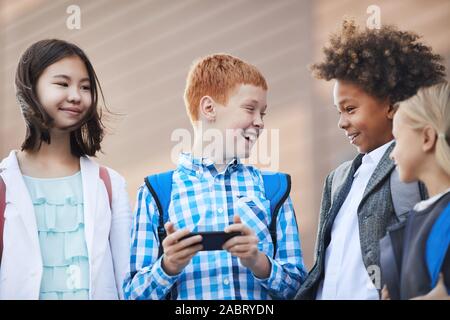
[124,54,306,300]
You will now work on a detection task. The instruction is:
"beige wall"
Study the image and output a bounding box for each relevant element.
[1,0,449,269]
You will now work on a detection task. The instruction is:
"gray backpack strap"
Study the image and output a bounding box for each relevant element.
[389,167,427,222]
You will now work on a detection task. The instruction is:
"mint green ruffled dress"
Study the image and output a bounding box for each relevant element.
[23,172,90,300]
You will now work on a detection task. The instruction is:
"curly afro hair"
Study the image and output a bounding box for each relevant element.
[311,19,446,104]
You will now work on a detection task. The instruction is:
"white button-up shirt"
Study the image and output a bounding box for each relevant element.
[316,140,394,300]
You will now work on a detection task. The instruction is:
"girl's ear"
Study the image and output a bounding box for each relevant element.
[422,125,437,153]
[199,96,216,122]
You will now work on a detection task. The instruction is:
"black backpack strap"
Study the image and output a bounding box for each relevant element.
[418,181,429,201]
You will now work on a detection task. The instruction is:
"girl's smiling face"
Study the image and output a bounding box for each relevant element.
[36,55,92,132]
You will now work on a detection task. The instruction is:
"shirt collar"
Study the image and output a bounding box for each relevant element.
[363,140,394,165]
[414,187,450,211]
[178,152,241,177]
[354,140,394,177]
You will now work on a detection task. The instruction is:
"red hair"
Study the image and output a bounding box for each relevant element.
[184,54,268,122]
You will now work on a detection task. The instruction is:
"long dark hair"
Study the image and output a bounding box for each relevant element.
[15,39,106,157]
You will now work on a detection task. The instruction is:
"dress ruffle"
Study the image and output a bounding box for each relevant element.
[33,197,84,232]
[23,173,90,300]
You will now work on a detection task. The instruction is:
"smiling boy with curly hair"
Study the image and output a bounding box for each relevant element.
[296,19,446,300]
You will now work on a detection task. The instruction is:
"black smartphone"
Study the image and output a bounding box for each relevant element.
[180,231,241,251]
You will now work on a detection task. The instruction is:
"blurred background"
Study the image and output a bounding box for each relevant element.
[1,0,449,270]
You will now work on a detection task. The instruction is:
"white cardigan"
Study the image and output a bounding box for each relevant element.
[0,151,132,300]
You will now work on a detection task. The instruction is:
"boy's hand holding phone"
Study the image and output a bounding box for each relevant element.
[223,215,271,279]
[161,222,203,276]
[161,216,271,279]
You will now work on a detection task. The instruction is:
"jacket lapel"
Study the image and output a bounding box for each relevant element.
[360,143,396,207]
[1,151,41,254]
[80,157,98,267]
[323,154,363,247]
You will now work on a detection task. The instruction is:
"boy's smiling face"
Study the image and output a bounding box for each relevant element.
[333,80,395,154]
[200,84,267,160]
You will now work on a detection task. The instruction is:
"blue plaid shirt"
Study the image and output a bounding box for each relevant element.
[123,153,306,300]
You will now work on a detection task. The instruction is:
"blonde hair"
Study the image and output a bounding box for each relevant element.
[184,54,268,123]
[397,81,450,175]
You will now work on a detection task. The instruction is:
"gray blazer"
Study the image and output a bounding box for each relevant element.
[295,143,427,299]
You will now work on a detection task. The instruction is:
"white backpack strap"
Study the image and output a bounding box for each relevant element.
[0,170,5,266]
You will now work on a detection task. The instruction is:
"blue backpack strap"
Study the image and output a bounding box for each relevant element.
[261,171,291,258]
[144,170,177,300]
[144,170,174,258]
[426,202,450,292]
